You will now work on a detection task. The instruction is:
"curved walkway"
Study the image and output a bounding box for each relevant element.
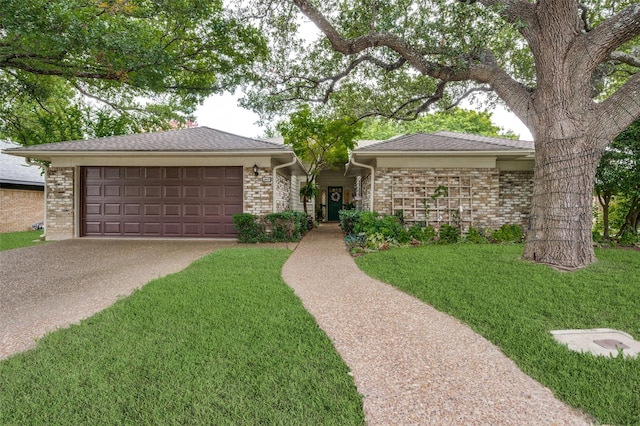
[282,224,592,425]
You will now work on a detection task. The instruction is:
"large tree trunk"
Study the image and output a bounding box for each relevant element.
[523,137,601,269]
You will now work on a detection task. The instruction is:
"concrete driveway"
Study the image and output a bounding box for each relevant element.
[0,239,236,360]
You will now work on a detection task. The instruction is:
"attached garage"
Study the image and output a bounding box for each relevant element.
[3,127,306,240]
[82,166,243,238]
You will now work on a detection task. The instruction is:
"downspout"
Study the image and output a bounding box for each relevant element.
[349,155,375,211]
[272,155,299,213]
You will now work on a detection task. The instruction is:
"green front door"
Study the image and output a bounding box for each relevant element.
[328,186,343,221]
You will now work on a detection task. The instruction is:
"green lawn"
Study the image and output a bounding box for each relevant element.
[0,230,47,251]
[355,244,640,426]
[0,248,364,425]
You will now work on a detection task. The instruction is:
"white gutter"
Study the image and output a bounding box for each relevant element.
[349,155,375,212]
[272,155,300,213]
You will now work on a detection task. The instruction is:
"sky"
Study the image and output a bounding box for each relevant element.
[194,92,534,141]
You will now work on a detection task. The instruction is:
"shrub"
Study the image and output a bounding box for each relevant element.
[490,224,524,243]
[344,233,366,250]
[234,211,309,243]
[464,227,489,244]
[338,209,361,235]
[233,213,266,243]
[359,213,409,243]
[438,224,460,244]
[265,211,308,242]
[407,224,436,243]
[617,230,638,246]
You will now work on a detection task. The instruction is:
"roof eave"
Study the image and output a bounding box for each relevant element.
[352,150,534,157]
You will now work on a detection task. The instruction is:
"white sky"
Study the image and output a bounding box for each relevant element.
[195,92,534,141]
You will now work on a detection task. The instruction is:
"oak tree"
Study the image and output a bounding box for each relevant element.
[241,0,640,269]
[0,0,267,144]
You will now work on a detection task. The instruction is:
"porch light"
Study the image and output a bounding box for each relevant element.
[253,164,259,176]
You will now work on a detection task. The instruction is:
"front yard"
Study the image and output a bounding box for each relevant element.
[0,248,365,425]
[356,244,640,426]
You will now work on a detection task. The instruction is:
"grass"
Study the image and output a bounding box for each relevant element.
[355,244,640,425]
[0,230,47,251]
[0,248,364,425]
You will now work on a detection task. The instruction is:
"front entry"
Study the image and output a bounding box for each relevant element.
[328,186,343,221]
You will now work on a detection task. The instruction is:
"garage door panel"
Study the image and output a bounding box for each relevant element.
[104,204,121,215]
[82,166,242,237]
[104,222,122,234]
[124,223,141,235]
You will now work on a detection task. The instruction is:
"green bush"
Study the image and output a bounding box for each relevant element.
[233,213,266,243]
[338,209,361,235]
[234,211,309,243]
[490,224,524,243]
[265,211,309,242]
[354,212,409,244]
[464,227,489,244]
[438,224,460,244]
[407,224,436,243]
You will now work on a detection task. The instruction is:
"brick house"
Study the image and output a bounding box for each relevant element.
[3,128,305,240]
[0,140,45,233]
[341,131,535,232]
[3,128,534,239]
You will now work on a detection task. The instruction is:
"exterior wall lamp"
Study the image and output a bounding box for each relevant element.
[253,164,259,176]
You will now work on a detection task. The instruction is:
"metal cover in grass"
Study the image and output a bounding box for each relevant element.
[551,329,640,358]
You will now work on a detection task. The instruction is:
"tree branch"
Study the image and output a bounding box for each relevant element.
[576,2,640,71]
[610,51,640,68]
[593,72,640,145]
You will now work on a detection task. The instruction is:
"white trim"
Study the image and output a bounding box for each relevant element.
[349,156,375,211]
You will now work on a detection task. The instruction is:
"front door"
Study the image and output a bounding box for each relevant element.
[328,186,343,221]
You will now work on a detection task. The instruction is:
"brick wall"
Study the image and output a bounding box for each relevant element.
[275,172,291,212]
[372,167,531,231]
[0,188,44,232]
[45,167,75,240]
[499,170,534,229]
[244,166,273,216]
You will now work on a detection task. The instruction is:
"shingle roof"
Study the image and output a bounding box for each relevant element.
[0,140,44,186]
[2,127,292,153]
[354,131,534,152]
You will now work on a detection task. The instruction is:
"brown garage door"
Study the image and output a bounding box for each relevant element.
[81,166,243,237]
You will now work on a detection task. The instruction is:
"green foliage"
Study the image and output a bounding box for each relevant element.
[0,248,365,425]
[233,213,267,243]
[490,224,524,243]
[464,227,490,244]
[1,0,267,144]
[360,108,518,140]
[234,212,310,243]
[356,245,640,425]
[407,224,437,243]
[437,224,460,244]
[338,209,362,235]
[265,211,309,242]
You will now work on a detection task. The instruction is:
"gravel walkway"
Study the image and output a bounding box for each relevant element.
[0,239,235,360]
[281,224,593,425]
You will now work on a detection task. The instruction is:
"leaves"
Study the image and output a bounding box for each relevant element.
[0,0,267,144]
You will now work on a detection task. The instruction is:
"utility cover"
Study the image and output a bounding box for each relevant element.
[550,329,640,358]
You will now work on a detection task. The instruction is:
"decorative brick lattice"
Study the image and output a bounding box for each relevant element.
[373,168,531,231]
[275,172,291,212]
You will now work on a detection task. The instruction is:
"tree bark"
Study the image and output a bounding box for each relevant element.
[523,137,601,269]
[597,190,612,240]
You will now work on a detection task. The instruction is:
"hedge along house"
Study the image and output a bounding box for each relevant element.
[344,131,535,232]
[3,127,305,240]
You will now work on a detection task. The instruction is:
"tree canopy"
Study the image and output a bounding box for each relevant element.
[0,0,267,144]
[237,0,640,269]
[277,105,361,213]
[359,108,518,140]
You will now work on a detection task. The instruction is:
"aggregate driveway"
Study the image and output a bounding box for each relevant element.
[0,239,236,360]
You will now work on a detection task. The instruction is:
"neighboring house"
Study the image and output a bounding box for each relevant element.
[3,128,305,240]
[341,131,535,231]
[0,140,45,233]
[2,128,534,240]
